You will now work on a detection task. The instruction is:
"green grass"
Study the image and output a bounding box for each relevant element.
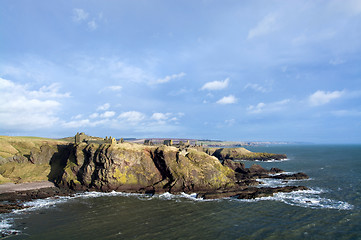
[0,135,69,184]
[0,135,67,159]
[0,162,51,183]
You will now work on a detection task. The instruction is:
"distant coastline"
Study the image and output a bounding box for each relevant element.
[126,138,309,147]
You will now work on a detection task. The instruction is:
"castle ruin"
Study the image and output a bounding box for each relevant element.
[75,132,86,144]
[74,133,120,145]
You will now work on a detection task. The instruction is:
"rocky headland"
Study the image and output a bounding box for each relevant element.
[0,136,309,213]
[204,147,287,161]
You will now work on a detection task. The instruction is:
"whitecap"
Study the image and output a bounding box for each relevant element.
[18,196,72,212]
[256,177,310,188]
[254,158,290,162]
[268,171,295,176]
[73,191,144,199]
[0,216,21,237]
[153,192,203,201]
[247,189,353,210]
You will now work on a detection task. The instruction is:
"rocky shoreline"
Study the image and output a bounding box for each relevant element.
[0,141,309,216]
[0,186,75,214]
[0,156,309,214]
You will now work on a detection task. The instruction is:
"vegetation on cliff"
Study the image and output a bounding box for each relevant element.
[0,135,307,199]
[205,147,287,161]
[58,142,236,193]
[0,136,68,184]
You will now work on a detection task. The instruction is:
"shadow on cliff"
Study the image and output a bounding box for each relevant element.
[150,148,175,190]
[47,144,71,186]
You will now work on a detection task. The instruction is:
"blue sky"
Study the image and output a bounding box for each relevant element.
[1,0,361,143]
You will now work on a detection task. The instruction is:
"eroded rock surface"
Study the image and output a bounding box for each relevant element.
[53,143,235,194]
[16,143,309,199]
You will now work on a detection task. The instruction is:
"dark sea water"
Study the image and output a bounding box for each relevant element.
[1,145,361,239]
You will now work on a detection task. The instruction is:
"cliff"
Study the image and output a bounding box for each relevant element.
[204,147,287,161]
[0,136,68,184]
[0,137,308,199]
[54,143,236,193]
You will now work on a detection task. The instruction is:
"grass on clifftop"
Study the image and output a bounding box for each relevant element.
[0,136,67,159]
[0,136,67,184]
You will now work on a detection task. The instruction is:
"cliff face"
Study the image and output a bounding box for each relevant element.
[56,143,235,193]
[1,138,309,199]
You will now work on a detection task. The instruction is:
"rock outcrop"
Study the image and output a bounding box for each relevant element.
[14,142,308,199]
[205,147,287,161]
[54,143,235,194]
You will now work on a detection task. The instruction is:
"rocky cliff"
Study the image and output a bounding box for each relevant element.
[1,140,309,199]
[204,147,287,161]
[50,143,236,194]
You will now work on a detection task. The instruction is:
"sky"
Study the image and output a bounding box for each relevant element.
[1,0,361,143]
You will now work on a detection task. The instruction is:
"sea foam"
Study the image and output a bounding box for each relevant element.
[254,158,290,162]
[234,189,354,210]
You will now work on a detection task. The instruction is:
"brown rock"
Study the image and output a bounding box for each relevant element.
[271,172,309,180]
[29,145,56,164]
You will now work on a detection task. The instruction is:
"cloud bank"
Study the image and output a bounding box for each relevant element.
[0,77,68,130]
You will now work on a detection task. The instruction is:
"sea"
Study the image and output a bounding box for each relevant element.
[1,144,360,239]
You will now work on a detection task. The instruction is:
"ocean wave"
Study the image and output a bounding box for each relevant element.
[234,189,353,210]
[254,158,290,162]
[0,217,21,236]
[267,171,296,176]
[256,177,311,188]
[154,192,200,201]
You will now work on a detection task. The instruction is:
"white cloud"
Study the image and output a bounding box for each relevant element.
[248,14,278,39]
[88,20,98,31]
[72,9,100,31]
[308,90,344,106]
[0,77,64,130]
[150,112,181,123]
[118,111,145,122]
[62,118,108,128]
[247,102,266,114]
[168,88,190,96]
[107,85,122,91]
[63,110,185,133]
[201,78,229,91]
[155,72,186,84]
[216,95,237,104]
[151,112,170,121]
[97,103,110,111]
[73,114,83,119]
[100,111,116,118]
[73,8,89,22]
[73,57,152,83]
[244,83,268,93]
[90,113,99,119]
[99,85,122,93]
[247,99,290,114]
[29,83,71,98]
